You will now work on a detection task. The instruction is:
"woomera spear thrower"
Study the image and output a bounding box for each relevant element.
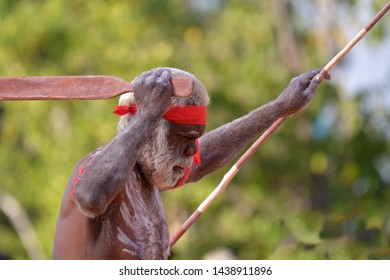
[0,75,194,99]
[169,0,390,248]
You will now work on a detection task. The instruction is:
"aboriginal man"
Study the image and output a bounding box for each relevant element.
[53,67,326,259]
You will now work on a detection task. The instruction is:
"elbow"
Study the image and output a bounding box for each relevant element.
[74,187,108,218]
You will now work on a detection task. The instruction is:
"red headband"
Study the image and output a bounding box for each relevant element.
[113,105,207,125]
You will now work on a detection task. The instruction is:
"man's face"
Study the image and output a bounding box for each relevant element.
[138,122,205,191]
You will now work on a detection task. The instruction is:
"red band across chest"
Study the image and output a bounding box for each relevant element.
[113,105,207,125]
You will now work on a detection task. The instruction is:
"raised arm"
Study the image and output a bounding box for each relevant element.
[74,69,172,218]
[189,69,326,181]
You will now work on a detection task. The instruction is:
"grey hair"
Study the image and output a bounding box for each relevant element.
[117,67,210,134]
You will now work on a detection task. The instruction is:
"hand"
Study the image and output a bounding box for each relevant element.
[276,68,331,115]
[133,68,172,119]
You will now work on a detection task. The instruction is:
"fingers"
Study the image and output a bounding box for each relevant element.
[292,69,320,99]
[136,68,172,89]
[158,70,172,93]
[157,69,171,84]
[143,70,157,85]
[305,68,332,95]
[300,68,332,93]
[299,68,321,85]
[133,68,173,116]
[306,75,321,93]
[322,70,331,80]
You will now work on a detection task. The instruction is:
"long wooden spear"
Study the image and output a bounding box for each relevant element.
[170,0,390,248]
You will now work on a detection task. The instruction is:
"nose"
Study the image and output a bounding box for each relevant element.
[184,141,198,156]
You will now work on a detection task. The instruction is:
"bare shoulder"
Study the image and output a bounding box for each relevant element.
[58,147,106,215]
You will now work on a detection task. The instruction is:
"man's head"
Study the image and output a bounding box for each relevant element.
[116,68,209,190]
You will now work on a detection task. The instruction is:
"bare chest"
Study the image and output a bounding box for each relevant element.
[107,173,170,259]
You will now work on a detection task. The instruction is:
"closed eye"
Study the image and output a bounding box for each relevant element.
[178,131,201,140]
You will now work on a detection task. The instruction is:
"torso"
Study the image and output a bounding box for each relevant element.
[53,154,170,260]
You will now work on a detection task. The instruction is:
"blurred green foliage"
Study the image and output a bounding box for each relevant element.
[0,0,389,260]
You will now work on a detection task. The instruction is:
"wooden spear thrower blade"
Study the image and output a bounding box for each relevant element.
[0,75,194,100]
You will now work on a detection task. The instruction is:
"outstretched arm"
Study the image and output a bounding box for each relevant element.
[189,69,326,182]
[74,69,172,218]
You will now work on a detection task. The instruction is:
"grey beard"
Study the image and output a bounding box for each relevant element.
[138,126,193,189]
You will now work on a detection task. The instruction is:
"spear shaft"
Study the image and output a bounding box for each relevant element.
[170,0,390,248]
